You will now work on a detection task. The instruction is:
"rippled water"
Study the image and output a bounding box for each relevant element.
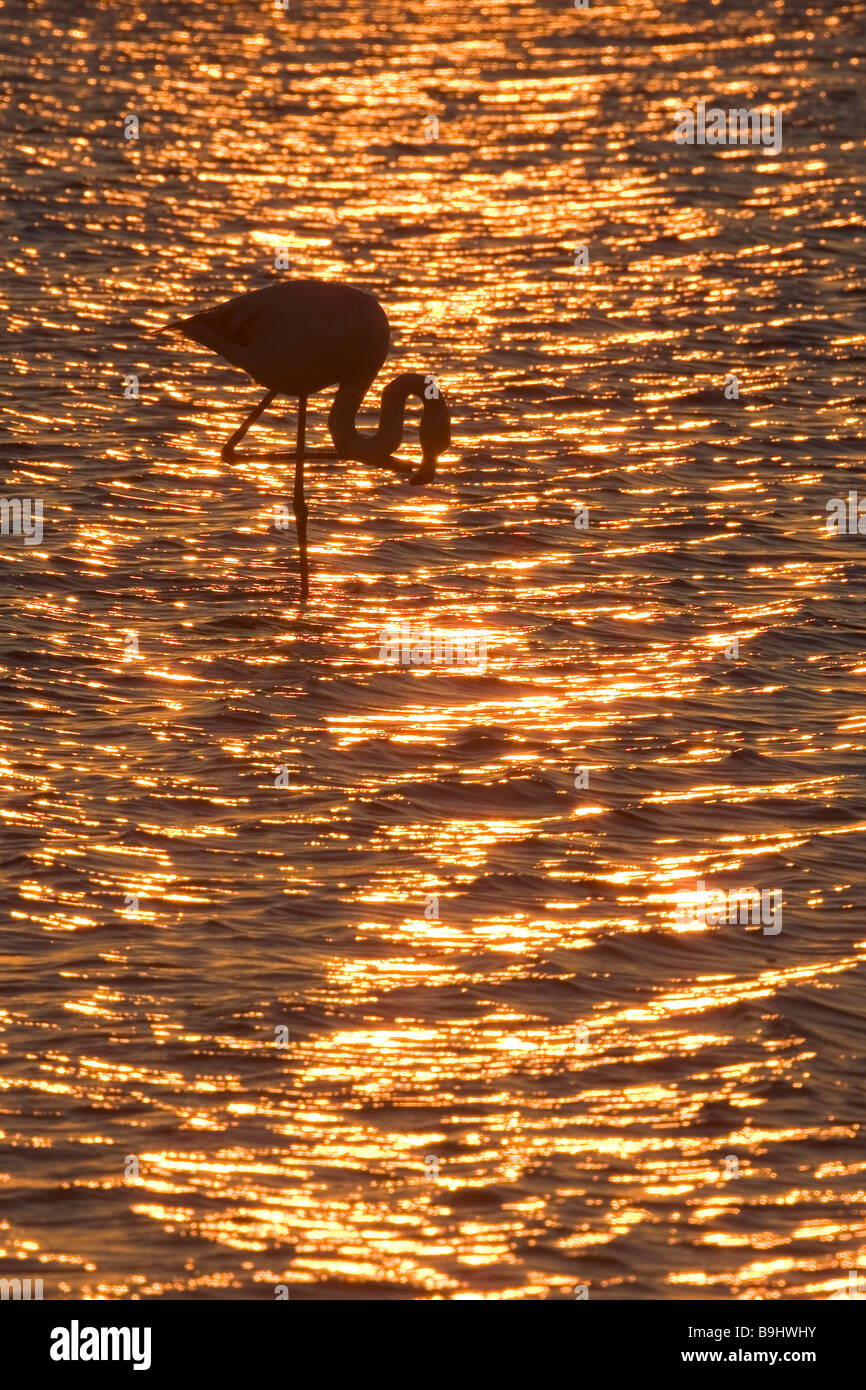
[2,0,865,1300]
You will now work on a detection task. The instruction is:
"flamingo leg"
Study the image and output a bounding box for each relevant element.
[220,389,276,461]
[293,394,309,600]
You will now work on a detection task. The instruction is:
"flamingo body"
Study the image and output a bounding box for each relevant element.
[174,279,390,397]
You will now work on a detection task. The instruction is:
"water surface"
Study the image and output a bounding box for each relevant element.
[1,0,865,1299]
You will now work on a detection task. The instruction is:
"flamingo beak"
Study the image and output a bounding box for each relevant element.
[409,454,437,485]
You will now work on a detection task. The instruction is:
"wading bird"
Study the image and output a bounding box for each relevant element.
[159,278,451,599]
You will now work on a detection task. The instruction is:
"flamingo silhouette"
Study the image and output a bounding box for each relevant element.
[159,278,451,599]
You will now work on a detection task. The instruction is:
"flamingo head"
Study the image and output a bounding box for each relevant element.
[411,383,451,485]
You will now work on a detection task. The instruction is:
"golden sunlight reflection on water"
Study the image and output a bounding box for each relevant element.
[1,0,865,1301]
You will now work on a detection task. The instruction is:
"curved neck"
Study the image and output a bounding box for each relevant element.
[328,372,427,464]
